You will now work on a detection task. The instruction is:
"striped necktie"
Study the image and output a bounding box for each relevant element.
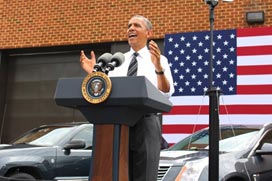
[127,52,138,76]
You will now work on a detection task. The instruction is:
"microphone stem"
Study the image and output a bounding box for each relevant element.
[104,68,110,75]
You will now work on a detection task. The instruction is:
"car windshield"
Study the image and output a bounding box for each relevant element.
[218,131,258,152]
[168,126,259,151]
[12,126,75,146]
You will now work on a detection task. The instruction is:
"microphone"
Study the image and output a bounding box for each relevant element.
[104,52,125,74]
[93,53,112,72]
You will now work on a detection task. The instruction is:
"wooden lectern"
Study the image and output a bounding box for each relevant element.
[54,76,172,181]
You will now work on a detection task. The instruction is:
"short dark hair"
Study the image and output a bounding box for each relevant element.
[131,15,153,30]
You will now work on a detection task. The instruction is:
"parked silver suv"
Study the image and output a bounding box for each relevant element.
[158,123,272,181]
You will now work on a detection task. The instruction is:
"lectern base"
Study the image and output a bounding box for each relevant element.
[90,124,129,181]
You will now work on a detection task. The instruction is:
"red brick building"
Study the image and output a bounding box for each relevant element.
[0,0,271,142]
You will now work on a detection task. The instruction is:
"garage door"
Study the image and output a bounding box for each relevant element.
[2,47,109,143]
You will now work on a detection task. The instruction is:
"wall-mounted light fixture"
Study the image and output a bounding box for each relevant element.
[246,11,265,24]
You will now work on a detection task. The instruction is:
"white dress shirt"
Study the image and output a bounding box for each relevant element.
[108,46,175,98]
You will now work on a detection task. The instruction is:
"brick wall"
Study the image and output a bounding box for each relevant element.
[0,0,271,49]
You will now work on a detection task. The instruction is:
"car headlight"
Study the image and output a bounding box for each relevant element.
[176,157,208,181]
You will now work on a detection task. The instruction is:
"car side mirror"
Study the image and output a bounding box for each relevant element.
[63,139,86,155]
[256,143,272,155]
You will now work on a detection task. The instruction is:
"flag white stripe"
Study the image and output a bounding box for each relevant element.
[237,35,272,47]
[169,95,272,105]
[163,114,272,125]
[237,55,272,66]
[163,115,209,124]
[237,75,272,85]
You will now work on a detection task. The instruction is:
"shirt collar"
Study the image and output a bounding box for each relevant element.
[129,46,149,59]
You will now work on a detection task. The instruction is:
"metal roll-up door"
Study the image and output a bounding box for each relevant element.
[2,47,109,143]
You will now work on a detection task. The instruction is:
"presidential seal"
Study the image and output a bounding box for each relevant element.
[81,71,112,104]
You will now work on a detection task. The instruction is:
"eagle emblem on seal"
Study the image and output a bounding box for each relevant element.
[90,79,104,96]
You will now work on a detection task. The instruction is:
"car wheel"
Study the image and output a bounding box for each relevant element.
[9,172,36,180]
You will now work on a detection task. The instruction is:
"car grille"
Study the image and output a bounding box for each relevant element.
[157,165,171,181]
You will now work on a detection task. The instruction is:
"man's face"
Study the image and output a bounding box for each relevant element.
[127,17,152,51]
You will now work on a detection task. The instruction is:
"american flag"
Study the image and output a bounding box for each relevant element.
[163,27,272,145]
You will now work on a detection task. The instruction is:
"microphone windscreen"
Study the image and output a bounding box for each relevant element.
[111,52,125,67]
[97,53,112,66]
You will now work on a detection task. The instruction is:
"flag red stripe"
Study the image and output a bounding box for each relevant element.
[237,65,272,75]
[237,85,272,94]
[166,105,272,115]
[237,45,272,56]
[162,124,208,134]
[237,27,272,37]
